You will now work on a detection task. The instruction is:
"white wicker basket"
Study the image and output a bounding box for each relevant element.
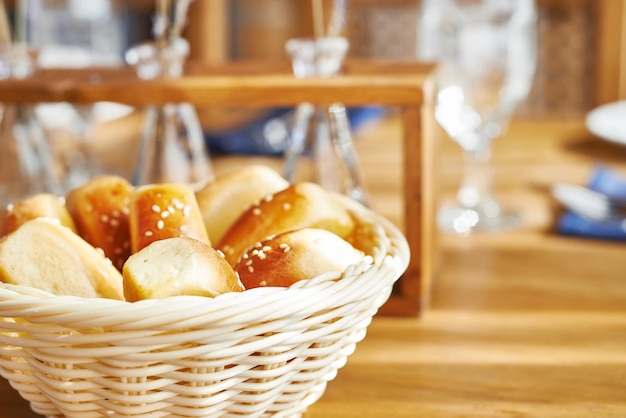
[0,196,409,418]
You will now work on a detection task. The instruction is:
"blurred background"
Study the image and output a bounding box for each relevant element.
[2,0,621,116]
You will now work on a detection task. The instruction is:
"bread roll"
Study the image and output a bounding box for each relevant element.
[129,183,210,254]
[344,211,380,257]
[217,182,355,266]
[0,218,124,299]
[65,175,133,271]
[235,228,364,289]
[195,165,289,243]
[122,237,244,301]
[0,193,77,238]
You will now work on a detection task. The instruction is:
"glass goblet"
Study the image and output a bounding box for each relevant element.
[417,0,538,233]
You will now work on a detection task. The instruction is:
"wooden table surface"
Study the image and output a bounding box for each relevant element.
[2,114,626,417]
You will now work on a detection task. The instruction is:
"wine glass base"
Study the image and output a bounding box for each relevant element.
[437,204,521,235]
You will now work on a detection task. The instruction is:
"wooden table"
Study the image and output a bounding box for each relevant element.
[3,115,626,417]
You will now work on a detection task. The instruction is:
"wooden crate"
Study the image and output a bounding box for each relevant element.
[0,60,437,316]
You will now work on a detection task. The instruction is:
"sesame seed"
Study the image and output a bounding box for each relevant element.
[183,205,192,217]
[279,243,291,253]
[110,219,120,227]
[283,203,291,211]
[122,207,130,215]
[258,252,266,260]
[247,265,254,273]
[95,247,105,257]
[112,209,121,217]
[151,204,160,213]
[114,247,123,254]
[245,260,253,266]
[262,245,271,252]
[172,198,185,210]
[180,225,188,233]
[254,242,263,249]
[222,245,234,255]
[264,195,273,202]
[5,203,14,211]
[252,208,261,216]
[259,280,267,287]
[168,205,176,214]
[157,220,165,230]
[216,249,226,258]
[145,230,154,237]
[161,211,170,218]
[100,214,109,223]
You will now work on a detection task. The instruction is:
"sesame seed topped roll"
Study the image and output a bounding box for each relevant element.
[0,193,77,239]
[65,175,133,271]
[234,228,364,289]
[129,183,210,254]
[217,182,356,266]
[123,237,243,301]
[195,165,289,244]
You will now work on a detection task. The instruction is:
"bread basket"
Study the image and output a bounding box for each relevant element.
[0,195,409,418]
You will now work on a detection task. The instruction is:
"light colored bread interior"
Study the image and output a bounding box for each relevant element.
[65,175,133,271]
[235,228,365,289]
[0,218,124,299]
[195,165,289,244]
[0,193,77,238]
[217,182,355,266]
[122,237,244,301]
[129,183,210,254]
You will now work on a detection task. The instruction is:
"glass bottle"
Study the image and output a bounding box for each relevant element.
[283,36,370,206]
[0,44,61,208]
[125,38,213,188]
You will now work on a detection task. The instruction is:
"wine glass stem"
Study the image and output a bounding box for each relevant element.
[458,144,495,212]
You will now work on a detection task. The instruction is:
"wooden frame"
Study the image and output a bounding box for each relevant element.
[0,61,437,316]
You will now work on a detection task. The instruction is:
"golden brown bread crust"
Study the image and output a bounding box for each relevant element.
[0,193,77,238]
[122,237,244,301]
[195,165,289,244]
[129,183,210,254]
[65,175,133,271]
[234,228,364,289]
[0,218,124,299]
[217,182,355,266]
[344,210,381,257]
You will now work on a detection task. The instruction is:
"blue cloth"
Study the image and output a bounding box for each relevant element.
[557,165,626,241]
[205,106,385,156]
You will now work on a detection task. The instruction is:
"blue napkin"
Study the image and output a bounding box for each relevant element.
[205,106,385,156]
[557,165,626,241]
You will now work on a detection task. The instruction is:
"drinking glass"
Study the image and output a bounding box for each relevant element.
[417,0,537,233]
